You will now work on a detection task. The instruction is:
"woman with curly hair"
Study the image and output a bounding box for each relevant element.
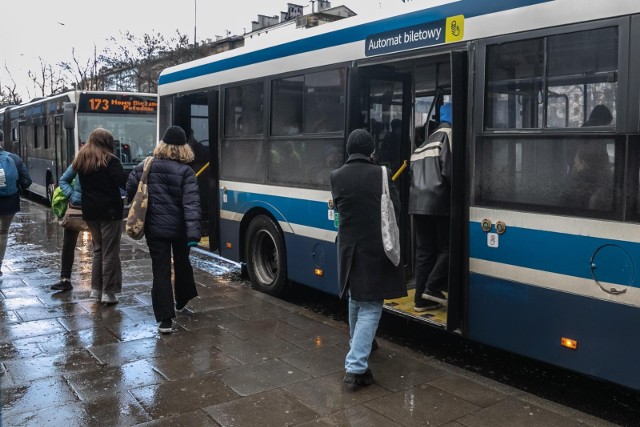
[73,128,127,304]
[126,126,202,333]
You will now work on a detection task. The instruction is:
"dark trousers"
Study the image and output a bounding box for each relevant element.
[413,214,450,303]
[60,227,80,279]
[146,236,198,322]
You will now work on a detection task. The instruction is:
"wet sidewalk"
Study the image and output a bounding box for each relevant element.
[0,199,617,426]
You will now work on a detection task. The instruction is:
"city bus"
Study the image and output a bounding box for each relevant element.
[157,0,640,391]
[0,90,157,200]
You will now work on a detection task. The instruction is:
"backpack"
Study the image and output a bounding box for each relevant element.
[0,151,18,197]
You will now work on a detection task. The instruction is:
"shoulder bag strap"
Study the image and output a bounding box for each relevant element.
[381,166,389,196]
[140,157,154,184]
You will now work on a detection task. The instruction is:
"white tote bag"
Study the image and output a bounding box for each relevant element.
[380,166,400,266]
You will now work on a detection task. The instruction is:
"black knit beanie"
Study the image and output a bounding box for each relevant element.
[162,126,187,145]
[346,129,374,156]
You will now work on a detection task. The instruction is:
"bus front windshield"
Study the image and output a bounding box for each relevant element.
[77,113,157,166]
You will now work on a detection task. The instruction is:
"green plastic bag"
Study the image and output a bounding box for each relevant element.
[51,186,68,219]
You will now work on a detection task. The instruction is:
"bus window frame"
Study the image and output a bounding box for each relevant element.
[473,17,631,221]
[475,17,630,136]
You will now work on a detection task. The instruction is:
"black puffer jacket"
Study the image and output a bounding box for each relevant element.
[80,155,126,221]
[126,157,201,241]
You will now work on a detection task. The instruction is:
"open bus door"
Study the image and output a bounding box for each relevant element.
[448,50,468,333]
[350,66,413,273]
[173,90,220,251]
[352,50,467,334]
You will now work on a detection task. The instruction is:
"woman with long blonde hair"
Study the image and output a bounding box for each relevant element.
[126,126,201,333]
[74,128,127,304]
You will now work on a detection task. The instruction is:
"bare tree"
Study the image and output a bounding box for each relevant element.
[59,46,103,91]
[99,29,197,93]
[0,64,23,107]
[27,57,66,98]
[8,28,206,101]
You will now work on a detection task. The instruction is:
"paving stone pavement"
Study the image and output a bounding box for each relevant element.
[0,200,619,426]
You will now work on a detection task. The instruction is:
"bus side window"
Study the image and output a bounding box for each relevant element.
[224,83,264,138]
[272,76,303,136]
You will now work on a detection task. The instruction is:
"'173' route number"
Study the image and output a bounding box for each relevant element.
[89,98,109,111]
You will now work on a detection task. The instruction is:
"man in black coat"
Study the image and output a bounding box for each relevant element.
[330,129,406,391]
[409,103,453,311]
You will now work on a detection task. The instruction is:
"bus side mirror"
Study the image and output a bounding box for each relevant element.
[63,102,76,129]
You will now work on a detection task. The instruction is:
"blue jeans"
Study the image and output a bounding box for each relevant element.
[0,214,15,270]
[345,296,383,374]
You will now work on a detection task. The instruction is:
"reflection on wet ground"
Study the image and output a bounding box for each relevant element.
[0,200,625,426]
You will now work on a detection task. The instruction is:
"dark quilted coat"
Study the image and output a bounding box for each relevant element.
[126,157,201,241]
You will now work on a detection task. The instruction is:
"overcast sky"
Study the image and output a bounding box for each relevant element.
[1,0,401,101]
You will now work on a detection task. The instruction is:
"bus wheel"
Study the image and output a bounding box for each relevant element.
[245,215,288,296]
[46,181,56,204]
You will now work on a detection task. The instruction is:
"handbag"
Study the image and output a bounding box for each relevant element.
[126,156,154,240]
[60,204,89,232]
[51,186,68,219]
[380,166,400,266]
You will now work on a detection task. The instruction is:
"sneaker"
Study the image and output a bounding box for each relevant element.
[175,301,187,313]
[158,320,173,334]
[421,289,447,305]
[89,289,102,300]
[343,369,374,391]
[50,279,73,291]
[414,300,441,312]
[101,293,118,304]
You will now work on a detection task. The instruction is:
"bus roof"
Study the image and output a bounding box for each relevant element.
[158,0,640,96]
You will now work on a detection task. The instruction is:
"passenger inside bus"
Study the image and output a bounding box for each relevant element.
[313,145,342,186]
[414,124,425,148]
[567,143,613,210]
[409,103,453,312]
[583,104,613,127]
[380,119,402,168]
[564,105,614,210]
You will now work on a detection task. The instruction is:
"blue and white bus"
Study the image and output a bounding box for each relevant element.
[0,90,157,201]
[158,0,640,390]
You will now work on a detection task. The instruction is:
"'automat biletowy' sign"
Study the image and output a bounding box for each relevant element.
[365,15,464,56]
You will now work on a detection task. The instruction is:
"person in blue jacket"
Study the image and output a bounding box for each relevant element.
[0,131,32,276]
[50,164,83,291]
[127,126,202,334]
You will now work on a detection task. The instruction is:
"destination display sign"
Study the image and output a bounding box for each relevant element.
[78,94,158,115]
[365,15,464,57]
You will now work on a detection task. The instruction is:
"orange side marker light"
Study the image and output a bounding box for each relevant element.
[561,337,578,350]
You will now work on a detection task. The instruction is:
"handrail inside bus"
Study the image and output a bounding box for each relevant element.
[196,162,210,177]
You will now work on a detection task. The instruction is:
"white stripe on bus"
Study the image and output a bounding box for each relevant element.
[470,258,640,308]
[220,209,337,242]
[470,207,640,243]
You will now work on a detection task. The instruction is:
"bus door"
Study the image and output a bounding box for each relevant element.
[447,50,468,333]
[352,51,468,333]
[351,67,413,273]
[18,122,28,167]
[173,90,220,251]
[54,115,66,181]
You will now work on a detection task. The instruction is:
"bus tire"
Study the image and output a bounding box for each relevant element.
[46,180,56,204]
[245,215,288,296]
